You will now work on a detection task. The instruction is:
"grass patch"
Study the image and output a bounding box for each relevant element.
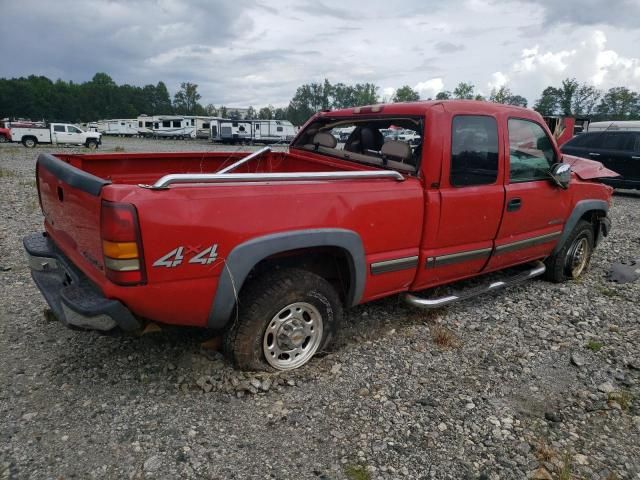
[534,439,556,462]
[113,146,125,152]
[431,325,461,349]
[558,452,573,480]
[595,285,618,298]
[344,465,370,480]
[608,391,634,410]
[0,167,16,178]
[585,340,603,352]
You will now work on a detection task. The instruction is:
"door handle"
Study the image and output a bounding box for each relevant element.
[588,152,600,156]
[507,198,522,212]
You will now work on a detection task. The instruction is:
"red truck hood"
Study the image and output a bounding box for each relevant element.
[563,155,620,180]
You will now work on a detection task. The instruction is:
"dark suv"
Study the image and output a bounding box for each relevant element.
[561,131,640,189]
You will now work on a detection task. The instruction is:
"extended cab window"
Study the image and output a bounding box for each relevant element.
[508,118,556,183]
[450,115,499,186]
[292,116,423,175]
[53,125,65,133]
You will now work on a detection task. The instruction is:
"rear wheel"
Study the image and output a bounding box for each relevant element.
[23,137,37,148]
[224,268,342,371]
[544,220,594,283]
[0,135,7,143]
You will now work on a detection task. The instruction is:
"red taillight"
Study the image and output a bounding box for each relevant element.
[100,201,146,285]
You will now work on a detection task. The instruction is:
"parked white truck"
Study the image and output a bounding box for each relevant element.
[11,123,102,149]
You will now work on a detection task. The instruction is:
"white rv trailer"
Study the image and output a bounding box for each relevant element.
[588,120,640,132]
[209,118,226,142]
[137,114,155,137]
[183,116,223,139]
[97,119,139,136]
[152,116,196,139]
[251,120,296,143]
[219,120,252,143]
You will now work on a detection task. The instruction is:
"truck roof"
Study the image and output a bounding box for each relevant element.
[319,99,537,120]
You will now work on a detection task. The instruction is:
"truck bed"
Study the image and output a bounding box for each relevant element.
[52,149,372,186]
[35,149,422,327]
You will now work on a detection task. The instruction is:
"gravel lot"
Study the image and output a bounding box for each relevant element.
[1,137,639,480]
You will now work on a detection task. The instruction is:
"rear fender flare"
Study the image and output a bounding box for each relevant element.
[207,229,365,329]
[552,199,609,255]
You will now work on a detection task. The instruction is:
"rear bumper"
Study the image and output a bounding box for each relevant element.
[23,233,141,332]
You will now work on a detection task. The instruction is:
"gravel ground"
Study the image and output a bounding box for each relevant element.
[1,137,639,480]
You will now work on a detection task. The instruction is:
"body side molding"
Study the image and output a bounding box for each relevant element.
[208,229,366,329]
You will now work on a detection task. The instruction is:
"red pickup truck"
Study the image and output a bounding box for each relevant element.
[24,101,617,371]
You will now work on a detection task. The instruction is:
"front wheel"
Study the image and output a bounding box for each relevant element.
[86,140,98,150]
[544,220,594,283]
[224,268,342,371]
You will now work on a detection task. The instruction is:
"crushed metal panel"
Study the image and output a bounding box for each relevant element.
[606,259,640,283]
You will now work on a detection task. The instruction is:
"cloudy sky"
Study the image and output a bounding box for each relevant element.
[1,0,640,108]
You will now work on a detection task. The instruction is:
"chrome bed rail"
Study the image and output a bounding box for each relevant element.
[141,169,405,189]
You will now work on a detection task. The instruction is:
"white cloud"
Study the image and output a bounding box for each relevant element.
[492,30,640,102]
[414,78,445,98]
[488,72,509,91]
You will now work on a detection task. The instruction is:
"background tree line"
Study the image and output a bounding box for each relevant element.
[1,73,638,126]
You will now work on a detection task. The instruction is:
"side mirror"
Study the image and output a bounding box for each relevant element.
[549,163,571,189]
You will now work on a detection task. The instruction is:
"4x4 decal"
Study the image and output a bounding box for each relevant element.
[153,245,219,268]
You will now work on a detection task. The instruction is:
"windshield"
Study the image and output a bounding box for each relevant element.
[292,116,423,174]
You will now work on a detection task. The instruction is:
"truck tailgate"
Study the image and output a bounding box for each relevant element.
[37,153,111,279]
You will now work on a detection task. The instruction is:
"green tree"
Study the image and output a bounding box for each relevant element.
[534,86,561,116]
[572,84,601,116]
[392,85,420,102]
[245,106,256,119]
[489,86,527,107]
[229,109,241,120]
[204,104,218,116]
[273,107,287,119]
[173,82,202,114]
[219,105,228,118]
[154,81,173,114]
[559,78,579,115]
[332,82,357,108]
[353,83,379,105]
[435,91,451,100]
[596,87,640,119]
[453,82,475,99]
[258,105,273,119]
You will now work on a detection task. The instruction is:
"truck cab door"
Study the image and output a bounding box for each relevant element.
[485,118,571,271]
[411,113,505,290]
[66,125,84,144]
[52,124,66,143]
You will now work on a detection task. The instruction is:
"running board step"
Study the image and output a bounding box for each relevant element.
[403,261,546,309]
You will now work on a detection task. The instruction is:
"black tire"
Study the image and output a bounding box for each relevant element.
[544,220,594,283]
[23,137,37,148]
[86,140,98,150]
[0,135,7,143]
[224,268,343,371]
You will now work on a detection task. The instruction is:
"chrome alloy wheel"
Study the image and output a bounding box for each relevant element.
[566,236,590,278]
[263,302,323,370]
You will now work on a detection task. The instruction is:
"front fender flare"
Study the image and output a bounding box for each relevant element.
[207,228,366,329]
[552,199,609,255]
